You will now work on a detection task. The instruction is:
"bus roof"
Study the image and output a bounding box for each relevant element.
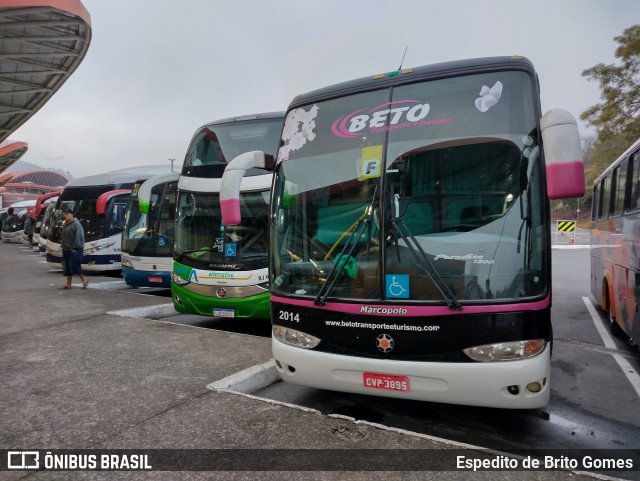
[5,199,37,210]
[34,192,60,216]
[199,111,285,129]
[593,137,640,185]
[288,56,536,109]
[64,165,173,188]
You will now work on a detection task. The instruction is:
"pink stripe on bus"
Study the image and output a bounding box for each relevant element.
[270,294,551,317]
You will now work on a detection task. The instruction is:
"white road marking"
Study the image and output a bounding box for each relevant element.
[582,296,640,398]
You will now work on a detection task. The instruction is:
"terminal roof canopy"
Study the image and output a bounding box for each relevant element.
[0,0,91,145]
[0,138,28,172]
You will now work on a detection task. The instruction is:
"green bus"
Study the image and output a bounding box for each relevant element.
[172,112,284,319]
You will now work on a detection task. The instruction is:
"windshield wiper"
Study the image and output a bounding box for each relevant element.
[391,216,463,311]
[314,208,373,306]
[314,185,378,306]
[174,247,217,263]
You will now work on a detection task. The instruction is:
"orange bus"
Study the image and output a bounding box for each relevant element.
[591,137,640,350]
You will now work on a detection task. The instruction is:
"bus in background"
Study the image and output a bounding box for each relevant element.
[221,57,584,409]
[591,137,640,350]
[1,200,36,243]
[121,173,179,288]
[31,192,59,251]
[46,166,171,272]
[37,202,58,255]
[21,205,37,246]
[172,112,284,319]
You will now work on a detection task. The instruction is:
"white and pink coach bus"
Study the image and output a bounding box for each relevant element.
[221,56,584,409]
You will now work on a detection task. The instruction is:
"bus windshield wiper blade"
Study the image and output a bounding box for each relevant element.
[174,247,216,263]
[314,185,379,306]
[392,217,463,311]
[313,213,372,306]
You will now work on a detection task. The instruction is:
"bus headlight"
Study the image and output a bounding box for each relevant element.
[273,325,320,349]
[121,257,133,267]
[463,339,546,362]
[171,272,190,286]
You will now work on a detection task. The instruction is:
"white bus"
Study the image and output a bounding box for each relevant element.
[1,200,36,243]
[221,57,584,409]
[46,166,171,272]
[121,172,179,288]
[172,112,283,319]
[37,201,58,255]
[31,192,60,251]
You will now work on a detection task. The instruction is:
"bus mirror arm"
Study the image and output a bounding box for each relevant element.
[220,151,266,225]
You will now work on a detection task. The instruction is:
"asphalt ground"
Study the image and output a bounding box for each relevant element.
[0,240,626,480]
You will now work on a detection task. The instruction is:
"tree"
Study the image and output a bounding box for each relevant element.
[581,24,640,146]
[570,24,640,225]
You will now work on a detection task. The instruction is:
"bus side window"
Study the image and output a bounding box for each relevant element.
[612,161,628,215]
[633,152,640,210]
[597,179,605,219]
[602,175,612,218]
[592,183,599,221]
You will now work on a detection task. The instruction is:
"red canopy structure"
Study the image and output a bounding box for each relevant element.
[0,0,91,170]
[0,138,28,172]
[0,167,67,207]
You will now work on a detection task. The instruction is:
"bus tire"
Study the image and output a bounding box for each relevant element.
[604,284,625,338]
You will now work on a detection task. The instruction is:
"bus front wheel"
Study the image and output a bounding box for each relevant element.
[604,283,625,338]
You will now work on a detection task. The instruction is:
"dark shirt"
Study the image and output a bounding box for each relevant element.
[61,218,85,252]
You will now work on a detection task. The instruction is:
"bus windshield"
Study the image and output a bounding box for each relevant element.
[49,187,112,243]
[40,203,56,239]
[174,190,270,265]
[182,118,284,178]
[271,70,545,304]
[2,213,24,232]
[122,180,177,257]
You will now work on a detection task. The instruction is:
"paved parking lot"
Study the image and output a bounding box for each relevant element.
[0,242,630,480]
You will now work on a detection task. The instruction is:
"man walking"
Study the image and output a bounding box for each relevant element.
[59,208,89,289]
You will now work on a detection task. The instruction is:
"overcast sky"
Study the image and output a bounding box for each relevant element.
[11,0,640,178]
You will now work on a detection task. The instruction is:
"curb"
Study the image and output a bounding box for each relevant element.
[207,360,280,394]
[107,302,178,319]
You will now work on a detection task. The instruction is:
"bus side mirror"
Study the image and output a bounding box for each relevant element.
[220,151,266,225]
[541,109,585,199]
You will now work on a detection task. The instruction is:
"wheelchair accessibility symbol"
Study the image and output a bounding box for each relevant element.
[385,274,409,298]
[225,243,237,257]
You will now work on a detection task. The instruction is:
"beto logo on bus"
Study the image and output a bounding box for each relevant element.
[331,100,431,138]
